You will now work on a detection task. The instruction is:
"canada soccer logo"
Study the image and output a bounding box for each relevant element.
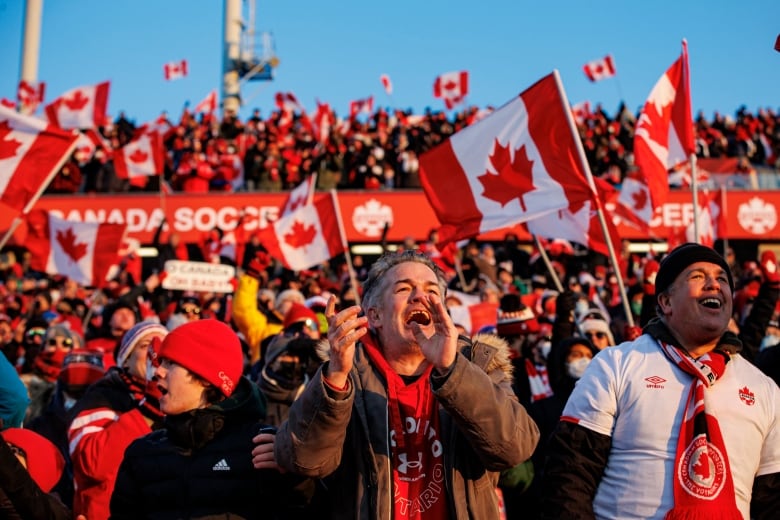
[738,386,756,406]
[677,435,726,500]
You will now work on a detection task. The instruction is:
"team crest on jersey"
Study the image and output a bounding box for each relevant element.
[738,386,755,406]
[677,434,726,500]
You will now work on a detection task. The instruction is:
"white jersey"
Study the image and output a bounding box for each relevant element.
[562,334,780,520]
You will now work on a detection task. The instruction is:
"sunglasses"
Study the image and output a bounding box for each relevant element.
[585,331,607,340]
[181,305,201,315]
[26,328,47,338]
[285,318,319,336]
[48,337,74,348]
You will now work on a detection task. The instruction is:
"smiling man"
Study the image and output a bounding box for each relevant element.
[540,243,780,520]
[274,250,539,519]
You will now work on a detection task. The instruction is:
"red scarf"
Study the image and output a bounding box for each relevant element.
[363,336,449,519]
[658,341,742,519]
[525,358,553,403]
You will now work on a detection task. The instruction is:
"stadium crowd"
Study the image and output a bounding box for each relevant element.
[42,100,780,196]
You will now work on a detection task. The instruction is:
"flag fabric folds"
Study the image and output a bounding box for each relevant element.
[380,74,393,95]
[583,55,616,82]
[25,210,127,287]
[0,105,79,213]
[193,90,218,114]
[280,175,317,217]
[419,72,595,246]
[45,81,110,129]
[433,71,469,109]
[113,131,165,187]
[17,80,45,115]
[163,59,188,81]
[617,41,695,229]
[275,92,305,114]
[258,194,343,272]
[349,97,374,119]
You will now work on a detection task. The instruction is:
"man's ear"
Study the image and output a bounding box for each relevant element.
[657,292,671,315]
[365,307,380,326]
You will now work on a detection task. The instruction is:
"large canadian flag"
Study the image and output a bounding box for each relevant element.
[582,55,616,82]
[45,81,110,129]
[420,72,595,246]
[617,41,695,229]
[433,71,469,109]
[0,105,79,213]
[163,59,188,81]
[258,193,344,272]
[25,210,127,287]
[114,130,165,187]
[280,174,317,217]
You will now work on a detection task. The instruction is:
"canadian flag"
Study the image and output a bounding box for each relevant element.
[45,81,110,129]
[349,97,374,118]
[275,92,305,113]
[433,71,469,109]
[419,72,595,246]
[0,105,79,213]
[311,100,334,144]
[193,90,218,114]
[448,301,498,335]
[617,41,695,229]
[0,99,15,109]
[25,210,127,287]
[280,174,317,217]
[583,55,616,82]
[525,177,621,257]
[17,80,45,114]
[73,128,111,164]
[114,130,165,187]
[571,101,591,124]
[667,189,724,249]
[257,193,344,272]
[380,74,393,95]
[163,59,188,81]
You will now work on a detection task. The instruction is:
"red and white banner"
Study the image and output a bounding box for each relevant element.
[193,90,217,114]
[420,72,595,246]
[618,41,695,229]
[0,105,79,213]
[44,81,110,129]
[163,59,188,81]
[433,71,469,109]
[275,92,305,113]
[257,193,344,271]
[312,101,333,144]
[114,131,165,187]
[349,97,374,118]
[571,101,591,124]
[448,300,499,335]
[380,74,393,95]
[583,55,616,82]
[25,210,127,287]
[280,174,317,217]
[17,80,45,115]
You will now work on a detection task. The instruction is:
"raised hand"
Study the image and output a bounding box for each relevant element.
[410,293,458,375]
[323,295,367,389]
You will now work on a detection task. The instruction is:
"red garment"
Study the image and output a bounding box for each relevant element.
[85,337,117,369]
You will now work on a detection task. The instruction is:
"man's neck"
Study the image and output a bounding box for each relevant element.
[380,342,428,377]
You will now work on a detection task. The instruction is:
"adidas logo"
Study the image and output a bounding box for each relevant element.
[212,458,231,471]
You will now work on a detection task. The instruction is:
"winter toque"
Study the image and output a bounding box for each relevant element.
[116,320,168,368]
[655,243,734,296]
[2,428,65,492]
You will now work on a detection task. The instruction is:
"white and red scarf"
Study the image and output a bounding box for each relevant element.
[363,335,450,519]
[657,338,742,519]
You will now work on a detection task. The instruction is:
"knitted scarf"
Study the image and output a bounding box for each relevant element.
[362,335,449,519]
[525,358,553,403]
[644,319,742,519]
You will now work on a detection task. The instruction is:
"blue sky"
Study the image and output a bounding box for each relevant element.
[1,0,778,125]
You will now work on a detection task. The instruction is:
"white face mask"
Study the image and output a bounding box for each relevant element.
[537,340,552,361]
[566,357,591,379]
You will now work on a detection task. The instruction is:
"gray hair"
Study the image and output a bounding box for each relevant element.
[362,250,448,310]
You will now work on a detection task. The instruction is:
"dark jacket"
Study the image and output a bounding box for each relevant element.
[110,377,299,519]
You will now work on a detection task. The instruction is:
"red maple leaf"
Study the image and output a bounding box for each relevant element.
[287,195,307,213]
[56,227,88,262]
[692,451,711,481]
[128,148,149,164]
[0,121,22,160]
[283,219,317,248]
[63,90,90,111]
[631,187,648,210]
[478,139,535,210]
[638,99,673,149]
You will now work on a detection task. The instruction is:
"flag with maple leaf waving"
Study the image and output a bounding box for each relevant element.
[163,59,188,81]
[114,130,165,187]
[582,55,616,82]
[193,90,218,114]
[25,210,127,287]
[349,97,374,119]
[0,105,79,213]
[257,193,344,272]
[433,71,469,109]
[617,40,695,229]
[280,174,317,218]
[16,80,45,115]
[419,72,595,246]
[44,81,110,130]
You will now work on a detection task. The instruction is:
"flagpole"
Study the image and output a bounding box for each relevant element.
[552,69,634,328]
[330,189,361,307]
[533,235,564,293]
[720,184,729,258]
[0,217,23,251]
[307,173,318,205]
[690,153,700,244]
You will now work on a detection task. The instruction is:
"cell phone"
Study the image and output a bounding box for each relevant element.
[257,425,277,435]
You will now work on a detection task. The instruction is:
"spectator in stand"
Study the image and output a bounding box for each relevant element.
[85,301,140,369]
[0,353,29,429]
[576,309,616,350]
[540,243,780,519]
[67,321,168,520]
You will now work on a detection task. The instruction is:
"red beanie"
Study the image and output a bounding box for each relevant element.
[283,303,319,329]
[158,320,243,397]
[2,428,65,492]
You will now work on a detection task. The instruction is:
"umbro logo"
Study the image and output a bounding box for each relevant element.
[645,375,666,389]
[212,458,231,471]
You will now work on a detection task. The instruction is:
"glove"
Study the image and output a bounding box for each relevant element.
[246,251,272,280]
[643,260,660,296]
[624,325,642,342]
[760,250,780,285]
[138,380,164,422]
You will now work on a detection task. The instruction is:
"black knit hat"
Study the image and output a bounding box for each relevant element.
[655,243,734,296]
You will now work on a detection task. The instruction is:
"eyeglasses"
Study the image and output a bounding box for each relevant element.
[584,331,607,340]
[26,328,47,339]
[48,337,74,348]
[181,305,201,315]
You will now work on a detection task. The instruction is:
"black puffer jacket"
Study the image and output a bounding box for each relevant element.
[110,377,299,519]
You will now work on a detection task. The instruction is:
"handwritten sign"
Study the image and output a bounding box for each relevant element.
[162,260,235,293]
